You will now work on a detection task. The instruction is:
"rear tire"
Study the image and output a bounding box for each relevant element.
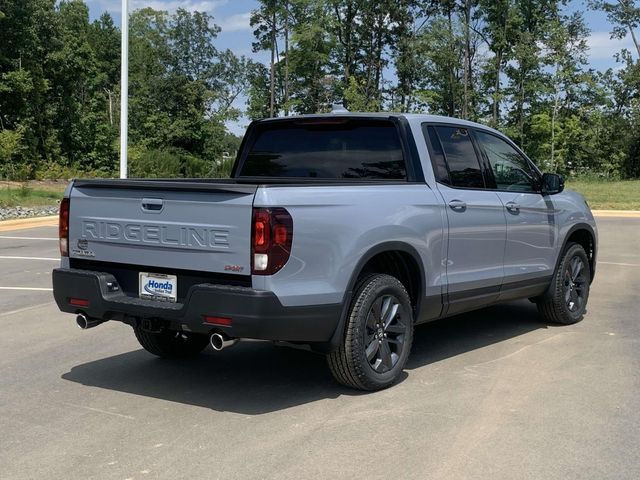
[134,327,209,358]
[327,274,414,391]
[536,242,591,325]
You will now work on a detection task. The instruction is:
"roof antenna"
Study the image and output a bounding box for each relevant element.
[331,102,349,114]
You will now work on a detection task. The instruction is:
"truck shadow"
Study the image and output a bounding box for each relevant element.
[61,300,546,415]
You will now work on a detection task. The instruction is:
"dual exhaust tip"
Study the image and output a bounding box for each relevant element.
[76,313,104,330]
[76,314,238,351]
[209,332,238,351]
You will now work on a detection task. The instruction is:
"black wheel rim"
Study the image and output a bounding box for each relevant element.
[364,295,407,374]
[564,255,587,314]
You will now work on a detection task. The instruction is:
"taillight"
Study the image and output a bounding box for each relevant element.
[59,197,70,257]
[251,207,293,275]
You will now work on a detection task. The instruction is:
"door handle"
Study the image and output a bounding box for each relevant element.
[141,198,164,212]
[448,200,467,212]
[505,201,520,213]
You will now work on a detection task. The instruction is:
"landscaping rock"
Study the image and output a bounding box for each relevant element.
[0,205,59,221]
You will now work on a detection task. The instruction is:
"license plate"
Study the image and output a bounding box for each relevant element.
[139,272,178,303]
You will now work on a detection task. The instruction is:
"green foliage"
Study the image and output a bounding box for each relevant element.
[129,148,182,178]
[0,1,244,181]
[208,157,235,178]
[128,146,224,179]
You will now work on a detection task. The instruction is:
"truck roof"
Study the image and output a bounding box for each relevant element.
[256,112,504,137]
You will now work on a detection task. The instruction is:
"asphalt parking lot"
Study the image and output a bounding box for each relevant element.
[1,216,639,480]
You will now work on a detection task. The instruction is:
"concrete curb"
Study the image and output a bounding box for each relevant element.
[592,210,640,218]
[0,215,58,232]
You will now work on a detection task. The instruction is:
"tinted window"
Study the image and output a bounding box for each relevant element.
[240,120,406,180]
[422,125,450,185]
[434,126,485,189]
[475,131,537,192]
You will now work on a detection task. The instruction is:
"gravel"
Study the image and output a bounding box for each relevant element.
[0,205,59,221]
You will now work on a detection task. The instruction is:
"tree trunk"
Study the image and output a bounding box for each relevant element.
[269,11,276,118]
[551,87,559,172]
[284,1,290,116]
[493,50,502,126]
[105,89,113,126]
[519,75,525,147]
[447,11,455,116]
[463,0,471,119]
[628,22,640,59]
[373,10,385,110]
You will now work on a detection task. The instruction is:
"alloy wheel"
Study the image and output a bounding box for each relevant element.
[364,295,408,374]
[564,255,586,313]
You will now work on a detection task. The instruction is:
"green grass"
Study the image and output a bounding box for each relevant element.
[566,179,640,210]
[0,183,65,208]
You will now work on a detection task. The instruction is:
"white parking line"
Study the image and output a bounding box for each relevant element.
[0,256,58,261]
[0,236,57,241]
[0,302,54,317]
[0,287,53,291]
[599,261,640,267]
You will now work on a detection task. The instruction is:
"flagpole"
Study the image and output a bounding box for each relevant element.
[120,0,129,179]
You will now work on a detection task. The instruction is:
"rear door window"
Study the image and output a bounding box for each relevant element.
[239,119,407,180]
[431,126,485,189]
[422,125,451,185]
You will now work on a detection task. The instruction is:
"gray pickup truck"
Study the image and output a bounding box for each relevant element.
[53,113,597,390]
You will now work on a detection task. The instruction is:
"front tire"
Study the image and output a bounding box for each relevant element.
[134,327,209,358]
[327,274,414,391]
[537,242,591,325]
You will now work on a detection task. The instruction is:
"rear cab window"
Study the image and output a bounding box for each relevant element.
[238,119,407,180]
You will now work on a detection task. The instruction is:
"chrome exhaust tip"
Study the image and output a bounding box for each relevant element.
[210,332,238,351]
[76,313,103,330]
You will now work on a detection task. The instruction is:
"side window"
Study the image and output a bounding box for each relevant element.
[422,125,450,185]
[434,126,485,189]
[475,131,537,192]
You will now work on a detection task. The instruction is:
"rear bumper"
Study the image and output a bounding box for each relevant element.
[52,268,341,343]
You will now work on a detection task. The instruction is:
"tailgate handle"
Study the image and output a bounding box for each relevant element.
[141,198,164,212]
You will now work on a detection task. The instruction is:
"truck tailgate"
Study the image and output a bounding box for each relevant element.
[68,180,257,275]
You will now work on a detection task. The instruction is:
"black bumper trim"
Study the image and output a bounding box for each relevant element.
[52,268,341,343]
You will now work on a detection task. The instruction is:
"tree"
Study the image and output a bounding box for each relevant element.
[590,0,640,58]
[544,13,591,172]
[251,0,281,117]
[504,0,558,149]
[476,0,518,125]
[288,0,336,114]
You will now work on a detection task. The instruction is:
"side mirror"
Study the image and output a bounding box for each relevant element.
[541,173,564,195]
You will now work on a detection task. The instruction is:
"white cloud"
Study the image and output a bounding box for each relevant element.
[133,0,227,13]
[586,31,635,60]
[218,12,252,32]
[92,0,227,14]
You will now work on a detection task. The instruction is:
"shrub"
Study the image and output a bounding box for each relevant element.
[129,148,182,178]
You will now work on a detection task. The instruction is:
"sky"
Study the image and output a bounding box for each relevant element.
[85,0,637,133]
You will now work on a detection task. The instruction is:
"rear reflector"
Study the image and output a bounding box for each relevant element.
[69,298,89,307]
[203,316,232,326]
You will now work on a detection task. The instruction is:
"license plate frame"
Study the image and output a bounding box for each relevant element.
[139,272,178,303]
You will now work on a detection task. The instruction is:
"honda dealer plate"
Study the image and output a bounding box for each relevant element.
[139,272,178,303]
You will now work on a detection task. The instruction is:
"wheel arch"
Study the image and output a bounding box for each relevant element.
[324,241,427,351]
[558,223,597,283]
